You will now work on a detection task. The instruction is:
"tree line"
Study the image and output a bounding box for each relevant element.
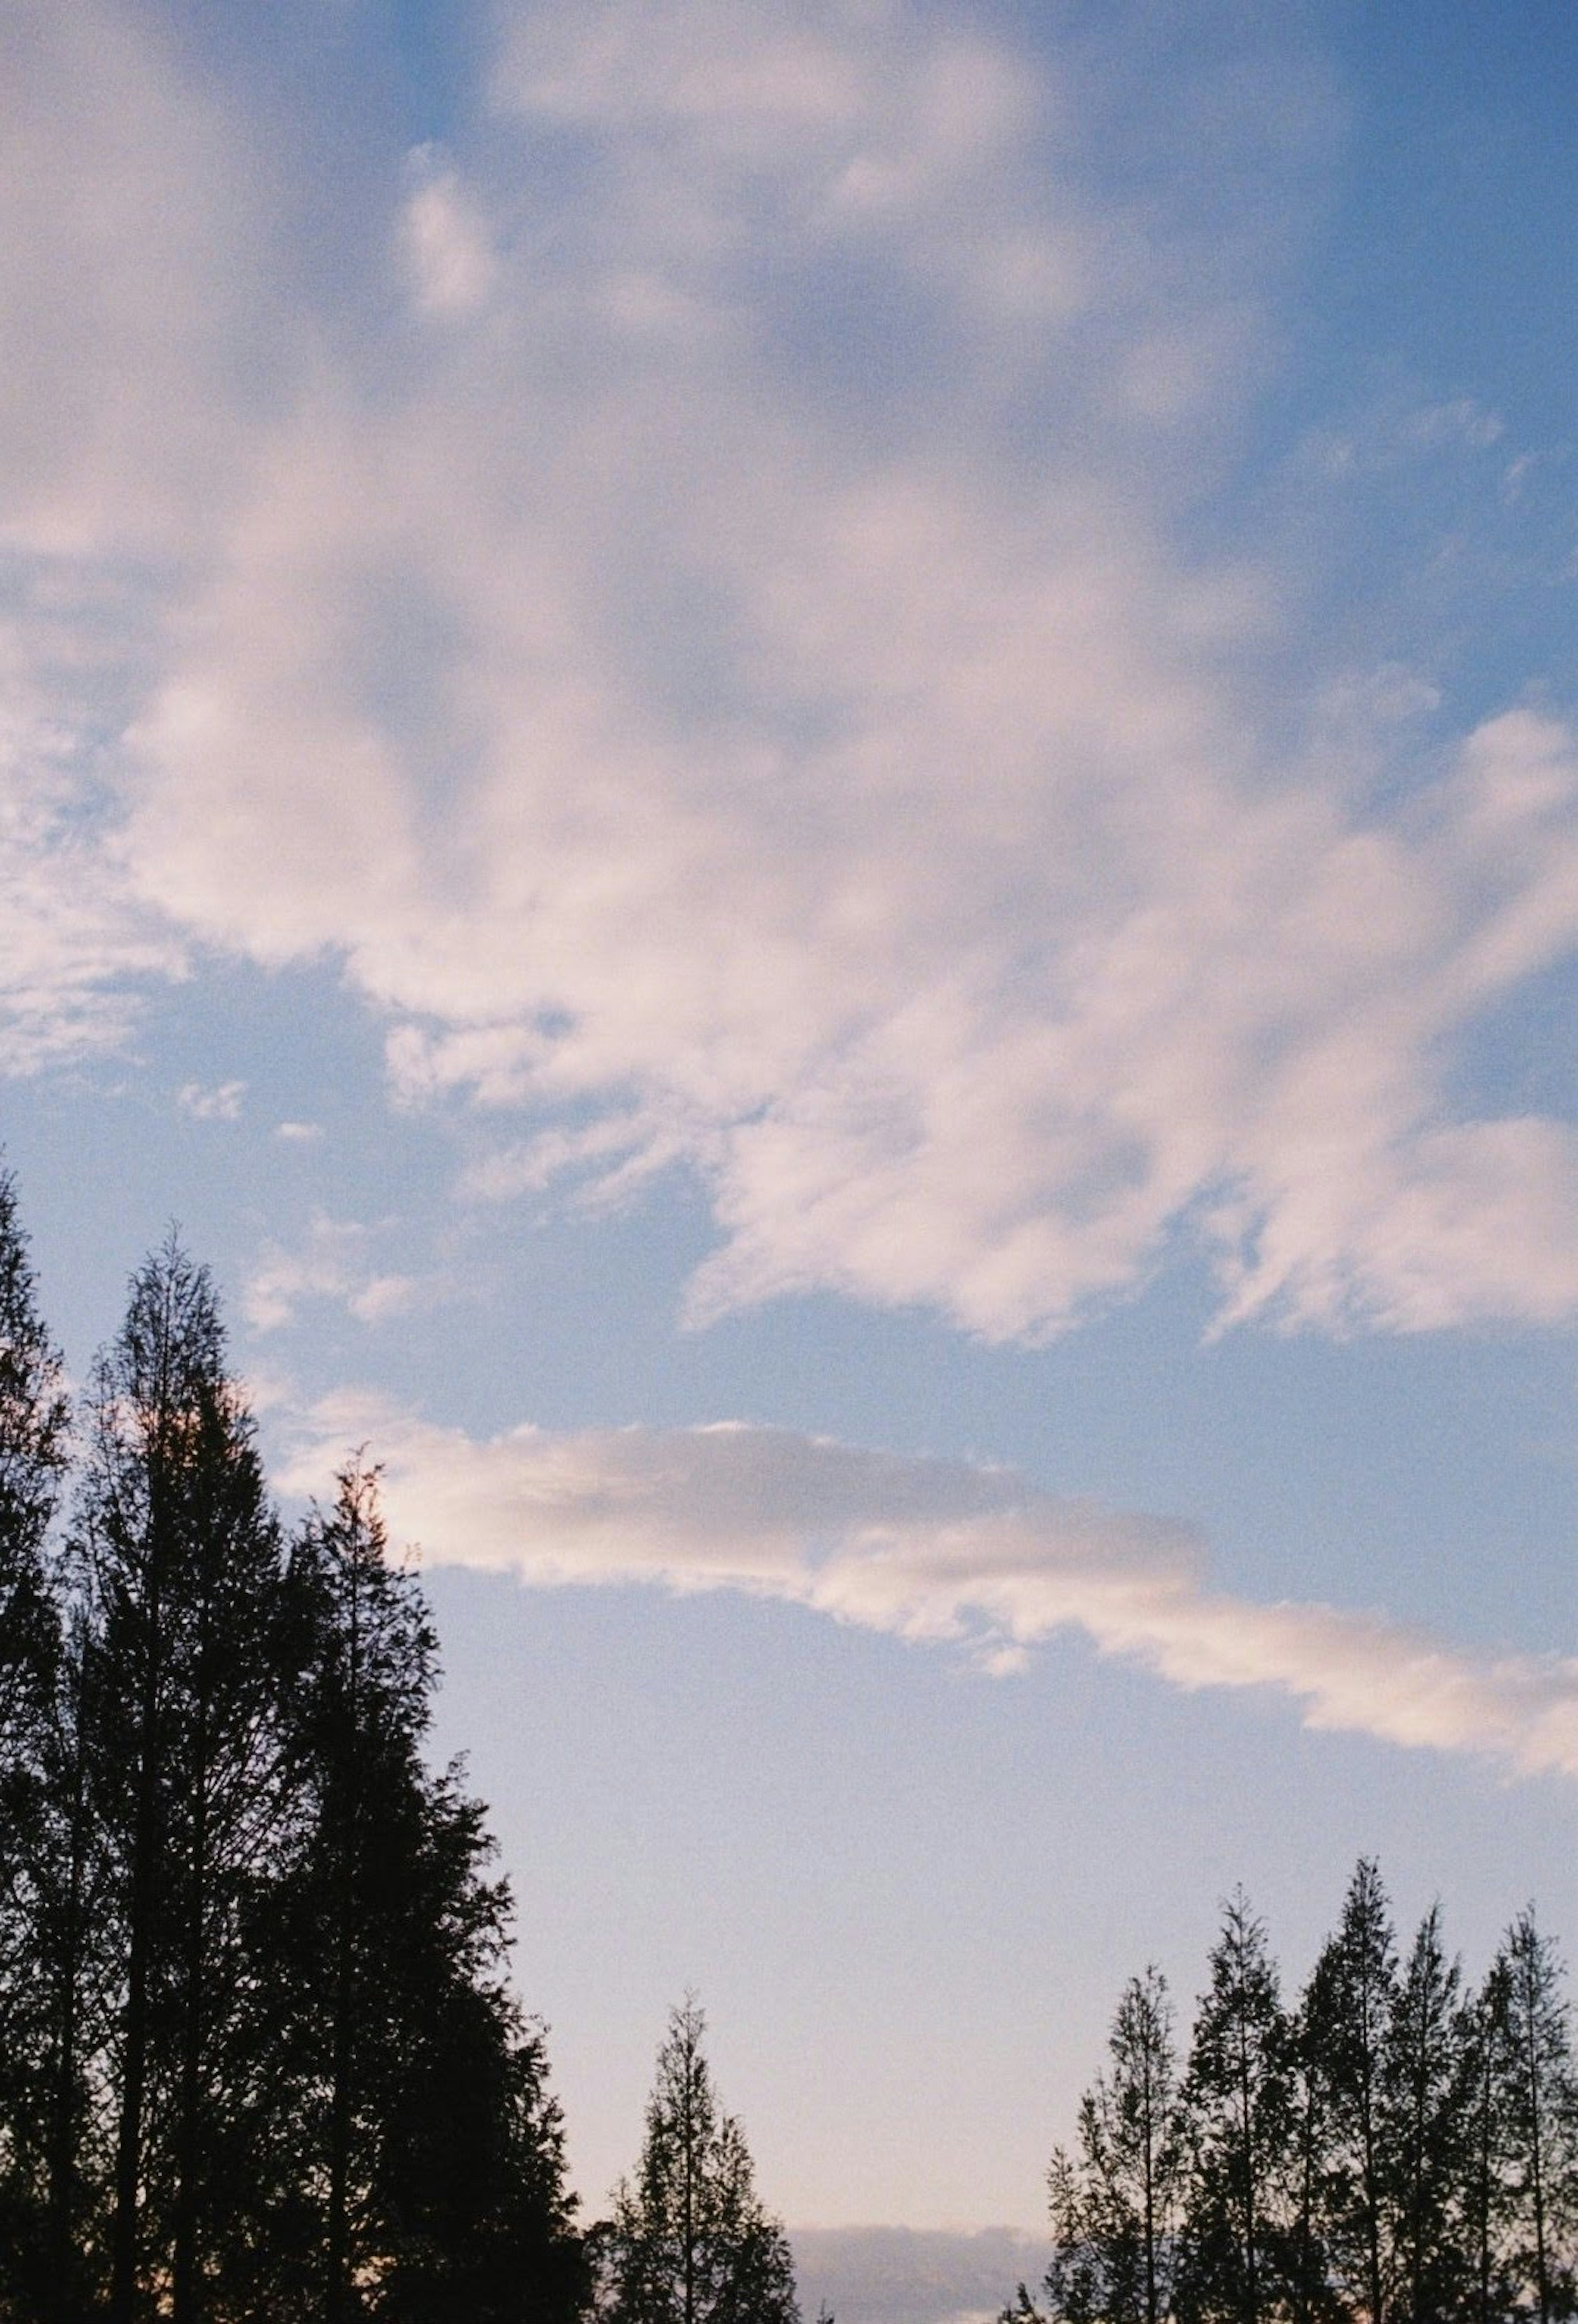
[1007,1867,1578,2324]
[4,1168,1573,2324]
[0,1174,800,2324]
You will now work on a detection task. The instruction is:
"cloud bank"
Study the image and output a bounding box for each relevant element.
[791,2224,1047,2324]
[281,1400,1578,1782]
[5,1,1578,1339]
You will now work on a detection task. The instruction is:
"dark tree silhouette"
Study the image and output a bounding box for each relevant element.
[1501,1909,1578,2324]
[248,1461,586,2321]
[1380,1905,1468,2324]
[1305,1861,1398,2324]
[1010,1967,1184,2324]
[74,1239,292,2321]
[1176,1892,1293,2324]
[599,1997,799,2324]
[0,1168,71,2312]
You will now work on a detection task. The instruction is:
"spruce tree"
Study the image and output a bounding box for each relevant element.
[601,1996,799,2324]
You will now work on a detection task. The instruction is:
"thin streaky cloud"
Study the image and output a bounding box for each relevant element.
[281,1402,1578,1782]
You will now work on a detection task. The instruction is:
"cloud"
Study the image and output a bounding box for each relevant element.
[274,1119,324,1143]
[0,586,183,1074]
[6,1,1578,1342]
[401,149,496,317]
[279,1401,1578,1782]
[178,1078,245,1121]
[791,2225,1048,2324]
[243,1213,425,1333]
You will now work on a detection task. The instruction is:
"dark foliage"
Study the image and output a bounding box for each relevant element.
[1016,1867,1578,2324]
[0,1185,585,2324]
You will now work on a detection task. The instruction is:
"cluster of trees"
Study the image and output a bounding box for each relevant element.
[0,1174,801,2324]
[1009,1866,1578,2324]
[8,1167,1573,2324]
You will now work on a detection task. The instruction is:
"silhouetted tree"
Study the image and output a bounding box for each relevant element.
[1177,1893,1293,2324]
[601,1997,798,2324]
[1501,1910,1578,2324]
[1460,1953,1519,2324]
[1014,1967,1184,2324]
[1380,1905,1468,2324]
[1306,1861,1398,2324]
[0,1168,70,2311]
[74,1238,294,2321]
[253,1462,585,2322]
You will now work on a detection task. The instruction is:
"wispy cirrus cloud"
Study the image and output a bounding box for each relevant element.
[4,1,1578,1343]
[279,1399,1578,1782]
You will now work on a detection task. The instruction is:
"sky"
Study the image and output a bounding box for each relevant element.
[2,0,1578,2315]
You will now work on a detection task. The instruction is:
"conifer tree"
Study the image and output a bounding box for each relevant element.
[1380,1906,1468,2324]
[1459,1953,1518,2324]
[601,1997,799,2324]
[1501,1909,1578,2324]
[1305,1861,1398,2324]
[0,1169,70,2310]
[1016,1967,1184,2324]
[1176,1893,1292,2324]
[1282,1955,1338,2324]
[74,1237,294,2322]
[256,1461,585,2322]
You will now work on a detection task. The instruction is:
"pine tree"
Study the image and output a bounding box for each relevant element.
[1022,1967,1184,2324]
[1176,1893,1293,2324]
[601,1996,799,2324]
[1306,1860,1398,2324]
[74,1237,295,2322]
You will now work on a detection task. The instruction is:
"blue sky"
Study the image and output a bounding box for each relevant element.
[3,0,1578,2303]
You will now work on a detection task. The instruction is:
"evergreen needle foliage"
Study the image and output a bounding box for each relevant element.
[1010,1862,1578,2324]
[0,1185,586,2324]
[596,1996,800,2324]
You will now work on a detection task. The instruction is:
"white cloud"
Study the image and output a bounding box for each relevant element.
[279,1402,1578,1782]
[6,1,1578,1343]
[178,1077,245,1121]
[274,1119,324,1143]
[0,595,183,1073]
[400,150,495,317]
[244,1213,424,1333]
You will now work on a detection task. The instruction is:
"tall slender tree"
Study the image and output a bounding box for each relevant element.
[1458,1952,1518,2324]
[601,1997,799,2324]
[1501,1910,1578,2324]
[0,1168,71,2310]
[1017,1967,1184,2324]
[75,1237,293,2322]
[1306,1861,1398,2324]
[253,1461,585,2322]
[1176,1893,1293,2324]
[1380,1906,1468,2324]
